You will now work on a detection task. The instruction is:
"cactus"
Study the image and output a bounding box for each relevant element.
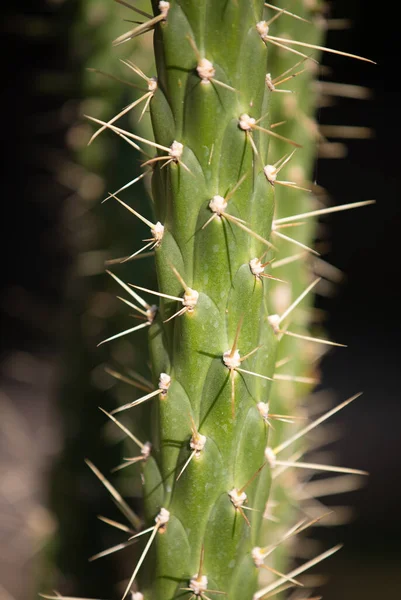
[43,1,375,599]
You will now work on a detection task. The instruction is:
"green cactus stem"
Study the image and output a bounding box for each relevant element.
[58,2,375,600]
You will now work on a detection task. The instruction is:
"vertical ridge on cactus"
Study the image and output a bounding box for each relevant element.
[49,1,374,599]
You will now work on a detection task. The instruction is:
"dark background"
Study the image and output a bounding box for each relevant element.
[0,0,400,599]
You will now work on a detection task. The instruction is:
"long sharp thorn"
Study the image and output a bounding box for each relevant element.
[163,306,187,323]
[274,200,375,225]
[275,459,368,476]
[102,171,150,203]
[264,3,311,23]
[98,515,135,534]
[124,367,153,389]
[88,94,151,145]
[247,131,260,157]
[99,408,144,449]
[276,181,311,192]
[274,67,308,87]
[128,525,156,540]
[170,265,189,290]
[113,13,166,47]
[225,214,275,248]
[238,506,251,527]
[129,283,183,303]
[114,0,152,19]
[274,393,363,454]
[176,450,196,481]
[112,457,145,472]
[202,213,217,230]
[236,367,273,382]
[84,115,170,152]
[272,55,310,84]
[121,242,155,263]
[87,67,141,90]
[274,149,297,173]
[265,11,282,27]
[107,270,149,309]
[240,345,262,362]
[120,58,150,81]
[139,92,153,120]
[225,172,249,202]
[97,322,150,346]
[117,296,148,317]
[104,366,153,392]
[260,565,302,587]
[273,374,318,384]
[122,525,159,600]
[211,78,237,92]
[85,460,141,529]
[253,124,301,147]
[279,278,321,324]
[266,36,376,64]
[254,545,343,599]
[229,316,243,358]
[271,252,306,269]
[108,192,155,227]
[275,356,292,368]
[268,38,318,63]
[89,538,138,562]
[238,462,267,494]
[111,389,161,415]
[281,330,346,347]
[273,230,319,255]
[222,212,247,224]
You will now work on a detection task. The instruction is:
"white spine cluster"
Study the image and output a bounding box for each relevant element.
[158,373,171,395]
[148,77,158,92]
[197,58,215,83]
[238,113,256,131]
[263,164,278,184]
[169,140,184,161]
[249,257,265,278]
[268,314,281,334]
[151,221,165,246]
[228,488,247,508]
[251,546,265,567]
[223,348,241,369]
[190,432,207,455]
[158,1,170,18]
[208,194,228,216]
[256,21,269,42]
[265,73,275,91]
[141,441,152,460]
[155,507,170,526]
[189,574,208,596]
[264,447,277,469]
[146,304,158,324]
[257,402,270,422]
[183,288,199,311]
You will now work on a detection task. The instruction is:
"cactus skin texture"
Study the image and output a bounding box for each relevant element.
[141,3,280,599]
[77,1,373,600]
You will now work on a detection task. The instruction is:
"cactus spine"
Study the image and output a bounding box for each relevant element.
[60,2,373,600]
